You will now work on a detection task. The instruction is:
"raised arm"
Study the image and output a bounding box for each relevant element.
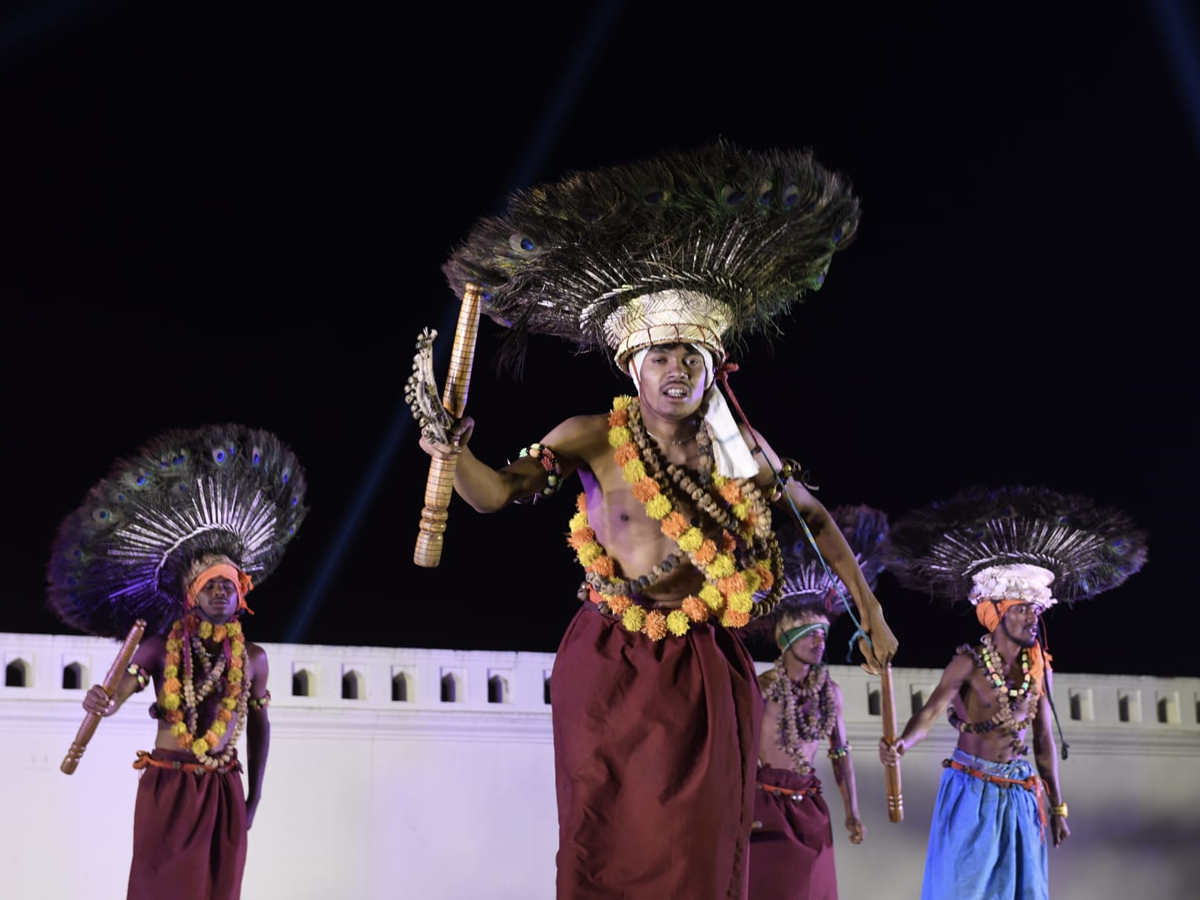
[245,643,271,830]
[749,428,898,671]
[828,682,864,844]
[879,652,973,765]
[418,414,598,513]
[1033,684,1070,847]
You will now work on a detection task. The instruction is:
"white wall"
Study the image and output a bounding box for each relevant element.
[3,632,1198,900]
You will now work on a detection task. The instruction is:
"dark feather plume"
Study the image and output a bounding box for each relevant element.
[884,485,1147,606]
[45,424,308,637]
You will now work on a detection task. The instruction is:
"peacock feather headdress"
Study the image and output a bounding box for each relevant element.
[45,424,308,638]
[884,485,1147,609]
[441,140,860,372]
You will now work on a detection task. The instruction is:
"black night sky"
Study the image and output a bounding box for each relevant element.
[3,2,1195,678]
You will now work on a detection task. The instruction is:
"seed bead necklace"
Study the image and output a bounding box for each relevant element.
[763,659,836,774]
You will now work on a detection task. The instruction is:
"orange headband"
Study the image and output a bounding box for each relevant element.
[186,563,255,615]
[976,599,1051,684]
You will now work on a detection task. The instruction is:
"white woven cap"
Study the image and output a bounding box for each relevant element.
[968,563,1058,609]
[603,289,729,364]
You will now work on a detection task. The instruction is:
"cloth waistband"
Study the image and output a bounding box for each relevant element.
[945,748,1046,839]
[133,748,243,776]
[756,764,822,800]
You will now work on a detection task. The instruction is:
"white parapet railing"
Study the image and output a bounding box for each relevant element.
[3,631,1199,900]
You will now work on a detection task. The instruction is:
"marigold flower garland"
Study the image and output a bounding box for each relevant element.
[159,614,251,767]
[567,396,784,639]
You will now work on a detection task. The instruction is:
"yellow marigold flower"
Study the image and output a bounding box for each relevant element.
[660,511,688,538]
[717,573,747,595]
[569,511,589,532]
[170,721,187,737]
[644,495,672,519]
[198,621,213,639]
[222,697,238,710]
[622,459,646,482]
[163,665,178,679]
[728,592,754,613]
[614,442,639,466]
[622,606,647,633]
[607,594,633,615]
[578,543,603,566]
[644,610,668,641]
[218,708,233,722]
[163,678,182,694]
[192,738,210,755]
[711,474,727,488]
[226,621,242,636]
[677,527,704,552]
[720,609,751,629]
[227,668,243,684]
[587,556,615,578]
[682,596,710,622]
[666,609,691,636]
[165,638,182,653]
[211,720,227,737]
[568,528,597,549]
[742,569,762,593]
[608,426,632,447]
[160,694,181,711]
[699,584,724,611]
[693,539,718,566]
[708,554,736,578]
[631,478,660,503]
[613,395,633,410]
[731,501,749,520]
[608,408,629,427]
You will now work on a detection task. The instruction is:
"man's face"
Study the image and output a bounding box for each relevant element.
[636,344,707,418]
[1000,602,1041,649]
[779,614,830,666]
[195,576,239,624]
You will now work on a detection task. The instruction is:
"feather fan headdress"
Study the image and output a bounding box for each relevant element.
[746,505,889,645]
[45,424,308,637]
[884,485,1147,609]
[441,140,860,372]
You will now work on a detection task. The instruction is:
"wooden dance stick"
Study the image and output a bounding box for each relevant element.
[880,662,904,822]
[414,282,483,568]
[60,618,146,775]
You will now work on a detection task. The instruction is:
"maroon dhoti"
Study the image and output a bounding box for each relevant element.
[552,603,763,900]
[127,748,248,900]
[748,766,838,900]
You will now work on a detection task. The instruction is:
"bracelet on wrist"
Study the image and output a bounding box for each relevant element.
[1050,802,1068,818]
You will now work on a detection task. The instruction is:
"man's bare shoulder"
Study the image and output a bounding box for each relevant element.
[542,413,614,460]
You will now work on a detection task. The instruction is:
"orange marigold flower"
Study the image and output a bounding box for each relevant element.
[660,512,688,539]
[229,655,243,670]
[721,531,737,552]
[644,610,668,641]
[607,408,629,427]
[203,730,220,747]
[721,609,751,629]
[614,443,639,466]
[682,596,710,622]
[178,734,193,750]
[608,594,634,615]
[756,564,775,591]
[218,708,234,722]
[165,709,184,724]
[163,678,182,695]
[718,573,748,595]
[212,625,228,643]
[587,556,615,578]
[693,539,718,566]
[568,528,597,549]
[631,478,660,503]
[576,493,588,514]
[720,482,742,504]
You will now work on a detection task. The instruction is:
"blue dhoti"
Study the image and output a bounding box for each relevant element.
[921,748,1048,900]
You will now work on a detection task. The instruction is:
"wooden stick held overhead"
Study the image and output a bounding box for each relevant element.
[414,283,483,568]
[879,662,904,823]
[61,618,146,775]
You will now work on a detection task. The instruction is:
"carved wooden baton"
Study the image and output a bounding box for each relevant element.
[414,283,483,567]
[880,662,904,822]
[61,618,146,775]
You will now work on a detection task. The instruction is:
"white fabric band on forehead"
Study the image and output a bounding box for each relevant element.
[627,348,759,479]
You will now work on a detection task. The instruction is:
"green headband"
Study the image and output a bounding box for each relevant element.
[778,621,828,653]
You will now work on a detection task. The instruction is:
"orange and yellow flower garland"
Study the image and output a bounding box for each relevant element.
[567,395,779,639]
[159,615,251,767]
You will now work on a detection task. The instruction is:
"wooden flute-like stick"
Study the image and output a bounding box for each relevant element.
[879,662,904,822]
[414,283,483,568]
[60,618,146,775]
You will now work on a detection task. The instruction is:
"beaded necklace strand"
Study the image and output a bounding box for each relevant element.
[763,660,835,774]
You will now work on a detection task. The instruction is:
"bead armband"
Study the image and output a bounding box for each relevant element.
[827,744,852,760]
[126,663,150,693]
[248,690,271,711]
[513,443,562,504]
[1050,802,1068,819]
